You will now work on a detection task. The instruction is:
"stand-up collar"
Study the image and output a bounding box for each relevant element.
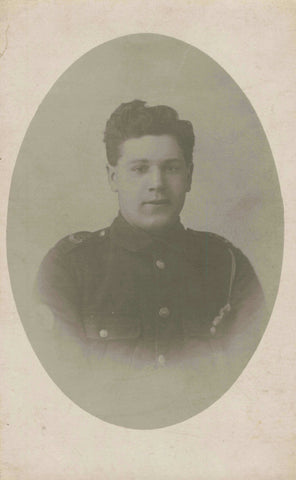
[109,213,187,253]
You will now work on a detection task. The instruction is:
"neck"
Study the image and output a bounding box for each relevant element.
[118,211,182,238]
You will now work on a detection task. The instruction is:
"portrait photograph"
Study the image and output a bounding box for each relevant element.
[7,33,282,429]
[2,2,294,478]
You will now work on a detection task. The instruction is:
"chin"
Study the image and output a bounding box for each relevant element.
[141,216,176,233]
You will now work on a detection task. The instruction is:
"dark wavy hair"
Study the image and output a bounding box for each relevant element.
[104,100,195,166]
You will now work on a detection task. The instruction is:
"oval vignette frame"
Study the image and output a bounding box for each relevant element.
[7,34,283,429]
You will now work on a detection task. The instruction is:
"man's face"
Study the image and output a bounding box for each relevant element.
[107,135,193,233]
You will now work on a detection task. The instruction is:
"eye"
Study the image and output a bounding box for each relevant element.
[165,165,180,173]
[131,165,149,173]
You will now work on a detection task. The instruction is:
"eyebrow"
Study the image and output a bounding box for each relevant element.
[129,159,149,164]
[163,158,183,164]
[128,158,182,164]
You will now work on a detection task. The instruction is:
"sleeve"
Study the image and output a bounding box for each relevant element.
[216,247,269,378]
[36,249,80,322]
[32,244,96,384]
[33,244,85,340]
[227,247,267,338]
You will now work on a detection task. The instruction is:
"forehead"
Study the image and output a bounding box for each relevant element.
[118,135,183,162]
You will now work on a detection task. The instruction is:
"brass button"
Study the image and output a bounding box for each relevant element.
[210,326,216,335]
[159,307,170,318]
[99,329,108,338]
[155,259,165,270]
[99,230,105,237]
[158,354,166,365]
[69,233,83,244]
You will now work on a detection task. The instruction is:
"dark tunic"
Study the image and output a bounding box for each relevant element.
[33,214,267,428]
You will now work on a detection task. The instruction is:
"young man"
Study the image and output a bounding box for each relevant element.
[34,100,266,426]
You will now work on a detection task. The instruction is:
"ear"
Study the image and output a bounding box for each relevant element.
[186,163,194,192]
[106,164,118,192]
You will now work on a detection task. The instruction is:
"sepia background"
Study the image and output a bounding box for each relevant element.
[1,1,295,479]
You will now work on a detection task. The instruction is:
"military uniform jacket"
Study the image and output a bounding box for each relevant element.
[34,214,266,426]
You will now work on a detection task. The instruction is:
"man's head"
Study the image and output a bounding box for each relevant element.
[104,100,195,233]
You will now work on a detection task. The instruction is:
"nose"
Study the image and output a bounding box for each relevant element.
[148,166,165,191]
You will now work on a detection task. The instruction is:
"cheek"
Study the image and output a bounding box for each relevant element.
[118,176,135,195]
[122,179,145,198]
[118,175,130,190]
[169,178,188,196]
[118,185,141,208]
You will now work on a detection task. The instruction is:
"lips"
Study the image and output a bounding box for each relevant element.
[144,199,170,205]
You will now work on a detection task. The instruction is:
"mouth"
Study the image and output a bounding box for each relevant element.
[144,199,170,205]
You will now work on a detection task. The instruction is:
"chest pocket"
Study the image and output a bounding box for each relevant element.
[82,311,141,341]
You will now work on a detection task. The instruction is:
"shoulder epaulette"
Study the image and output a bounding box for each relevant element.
[187,228,234,248]
[207,231,234,247]
[50,228,108,258]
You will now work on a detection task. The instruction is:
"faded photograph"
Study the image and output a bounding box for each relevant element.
[33,99,266,425]
[7,34,283,428]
